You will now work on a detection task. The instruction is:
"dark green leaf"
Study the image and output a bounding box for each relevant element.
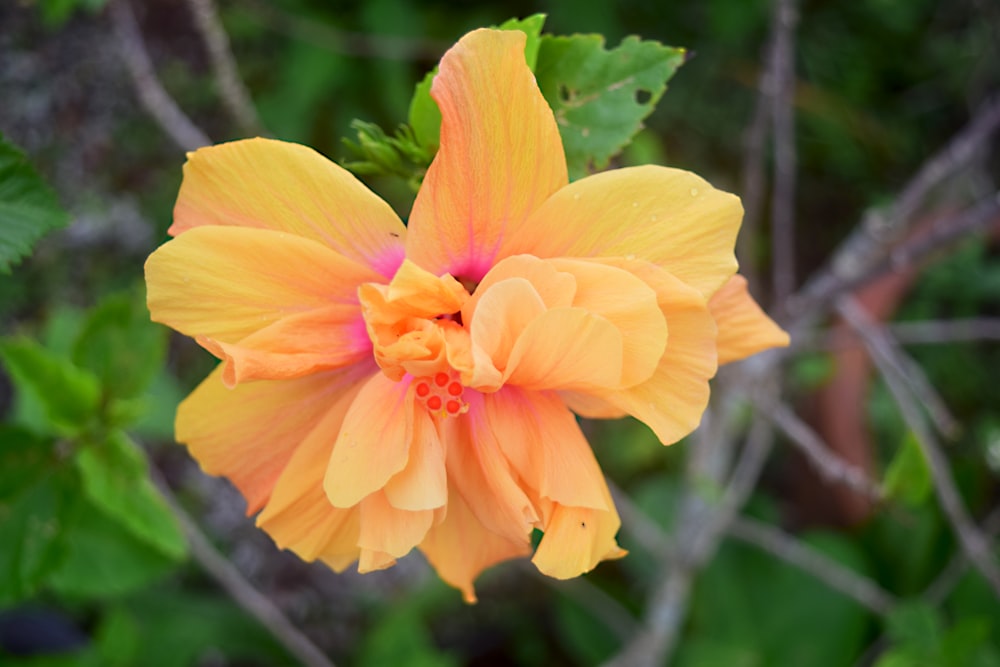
[0,337,100,436]
[46,498,177,599]
[0,134,69,273]
[73,431,187,561]
[535,34,685,179]
[72,289,167,402]
[357,606,459,667]
[0,428,74,604]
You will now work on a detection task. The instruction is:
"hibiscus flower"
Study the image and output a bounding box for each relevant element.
[145,28,788,602]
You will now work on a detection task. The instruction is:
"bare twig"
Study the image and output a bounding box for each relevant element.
[924,506,1000,605]
[728,516,897,615]
[235,0,449,61]
[793,317,1000,351]
[838,297,1000,597]
[143,465,336,667]
[770,0,798,305]
[184,0,266,135]
[603,409,776,667]
[109,0,211,152]
[754,398,885,501]
[789,93,1000,318]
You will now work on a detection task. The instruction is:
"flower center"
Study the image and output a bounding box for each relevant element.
[413,370,469,418]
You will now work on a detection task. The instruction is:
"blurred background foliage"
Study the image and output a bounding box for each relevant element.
[1,0,999,665]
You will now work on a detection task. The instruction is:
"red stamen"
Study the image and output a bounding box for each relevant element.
[427,395,443,411]
[446,400,460,414]
[447,382,462,396]
[434,372,449,387]
[416,382,430,398]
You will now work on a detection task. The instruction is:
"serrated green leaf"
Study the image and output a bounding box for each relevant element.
[0,428,74,604]
[0,337,101,436]
[884,432,933,507]
[0,134,69,273]
[72,289,167,402]
[535,34,685,179]
[74,431,187,561]
[47,497,178,599]
[406,15,548,154]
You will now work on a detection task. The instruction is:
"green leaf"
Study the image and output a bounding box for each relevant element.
[72,289,167,402]
[885,601,944,655]
[0,427,74,604]
[73,431,187,561]
[357,606,460,667]
[47,497,178,599]
[534,34,686,179]
[0,337,101,436]
[884,432,933,507]
[0,133,69,273]
[406,15,548,155]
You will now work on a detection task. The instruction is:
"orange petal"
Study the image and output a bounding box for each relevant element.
[176,364,371,515]
[198,305,370,388]
[383,411,447,511]
[357,491,434,565]
[406,29,568,280]
[506,166,742,297]
[596,260,719,445]
[324,374,414,508]
[468,277,548,388]
[171,138,406,278]
[462,254,577,323]
[558,391,627,420]
[445,395,538,546]
[253,368,371,568]
[548,258,667,387]
[485,388,608,510]
[419,480,532,603]
[504,308,623,392]
[146,226,380,344]
[709,275,790,364]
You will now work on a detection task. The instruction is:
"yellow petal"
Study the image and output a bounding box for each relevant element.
[358,491,434,562]
[146,226,380,343]
[171,138,406,278]
[406,29,568,280]
[324,373,414,508]
[383,411,447,511]
[419,480,532,603]
[595,259,719,445]
[484,388,608,510]
[507,166,742,297]
[468,277,548,386]
[709,275,790,364]
[532,493,626,580]
[176,364,370,515]
[198,305,370,387]
[462,254,577,323]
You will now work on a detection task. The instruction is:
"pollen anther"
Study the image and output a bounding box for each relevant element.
[414,371,468,418]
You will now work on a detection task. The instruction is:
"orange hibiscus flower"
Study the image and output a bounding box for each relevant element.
[145,28,788,602]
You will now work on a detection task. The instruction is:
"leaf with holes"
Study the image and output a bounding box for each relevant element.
[0,133,69,273]
[535,34,685,179]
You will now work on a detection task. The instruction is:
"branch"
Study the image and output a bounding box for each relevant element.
[789,93,1000,319]
[753,398,885,501]
[923,505,1000,605]
[838,297,1000,597]
[794,317,1000,351]
[184,0,266,135]
[109,0,211,152]
[145,466,336,667]
[728,516,897,615]
[770,0,798,305]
